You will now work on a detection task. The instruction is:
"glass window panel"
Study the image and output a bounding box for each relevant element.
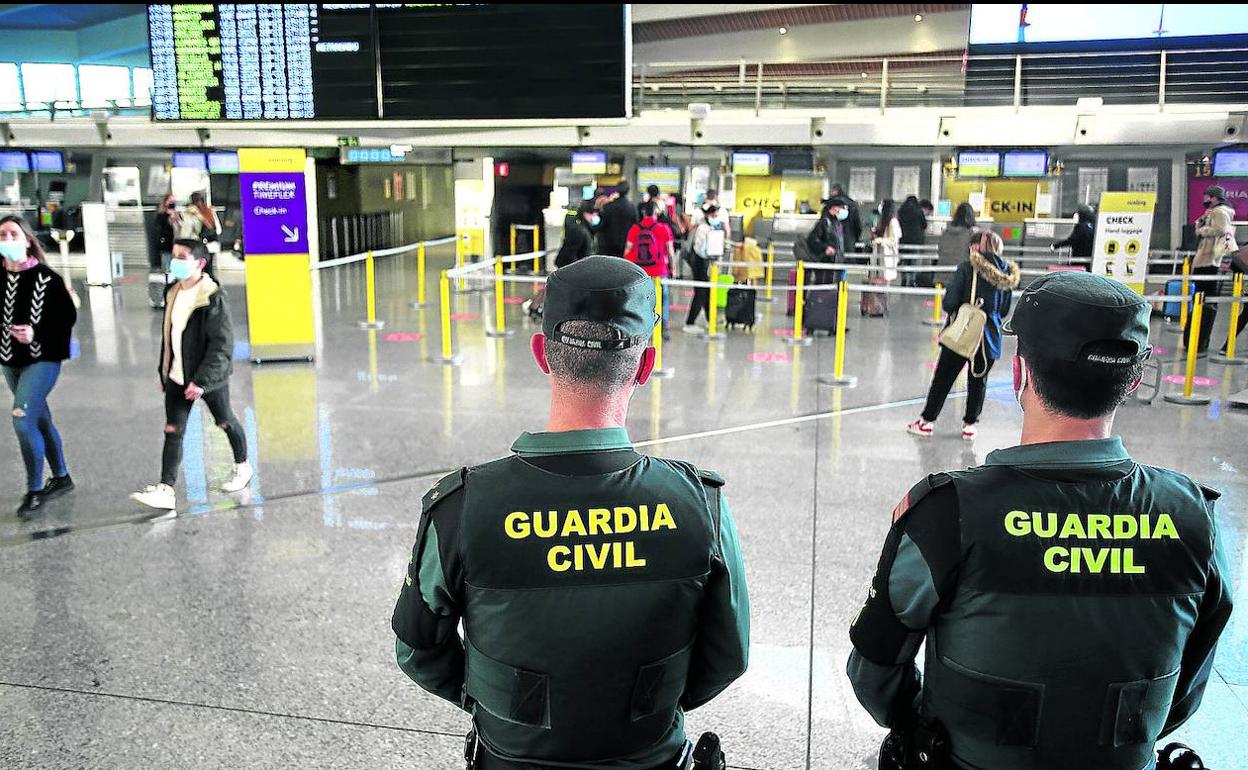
[0,63,20,111]
[132,67,153,107]
[79,64,131,108]
[21,63,76,108]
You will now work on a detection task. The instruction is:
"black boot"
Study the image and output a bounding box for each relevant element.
[41,474,75,501]
[16,492,43,520]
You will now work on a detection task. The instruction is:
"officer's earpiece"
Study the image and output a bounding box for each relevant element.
[1013,355,1028,406]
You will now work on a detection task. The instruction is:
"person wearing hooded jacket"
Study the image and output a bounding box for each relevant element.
[1191,185,1239,352]
[908,231,1021,441]
[1052,204,1096,259]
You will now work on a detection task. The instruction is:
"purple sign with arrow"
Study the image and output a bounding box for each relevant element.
[240,172,308,254]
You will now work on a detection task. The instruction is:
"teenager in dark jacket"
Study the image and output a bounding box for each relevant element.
[147,194,179,309]
[1052,204,1096,258]
[908,230,1021,441]
[598,181,638,257]
[829,184,863,252]
[1,215,77,518]
[131,240,251,511]
[805,196,850,284]
[554,201,597,269]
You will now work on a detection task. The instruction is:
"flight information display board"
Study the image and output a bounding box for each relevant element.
[147,3,628,121]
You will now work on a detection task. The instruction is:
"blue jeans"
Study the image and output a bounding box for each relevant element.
[3,362,68,492]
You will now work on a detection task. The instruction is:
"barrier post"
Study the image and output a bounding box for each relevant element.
[455,233,467,292]
[486,258,514,338]
[820,280,858,387]
[509,225,518,273]
[1212,272,1247,365]
[409,242,429,308]
[1164,292,1211,405]
[1169,257,1191,335]
[358,250,386,330]
[923,283,944,327]
[764,242,775,301]
[703,261,725,340]
[651,276,674,378]
[532,228,542,273]
[430,270,462,365]
[785,261,812,346]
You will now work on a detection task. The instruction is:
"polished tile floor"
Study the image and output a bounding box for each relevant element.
[1,247,1244,769]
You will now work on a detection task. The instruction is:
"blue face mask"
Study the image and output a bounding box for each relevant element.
[835,209,849,222]
[589,214,601,227]
[0,241,27,262]
[169,259,196,281]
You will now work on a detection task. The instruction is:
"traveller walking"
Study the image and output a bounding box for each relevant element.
[872,198,902,283]
[1052,204,1096,259]
[599,181,638,258]
[1190,186,1238,352]
[683,205,727,333]
[625,200,676,337]
[147,193,180,309]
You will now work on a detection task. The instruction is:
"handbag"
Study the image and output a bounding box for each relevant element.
[939,268,988,367]
[1229,243,1248,273]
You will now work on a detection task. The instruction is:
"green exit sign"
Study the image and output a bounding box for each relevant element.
[337,136,360,147]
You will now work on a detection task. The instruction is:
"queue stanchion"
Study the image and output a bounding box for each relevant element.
[358,250,386,330]
[430,270,462,365]
[820,281,858,388]
[764,243,775,302]
[651,276,674,378]
[1212,273,1247,365]
[785,261,812,347]
[486,258,514,339]
[1167,257,1191,335]
[509,225,518,273]
[703,262,725,340]
[455,233,467,292]
[923,283,944,327]
[1164,292,1211,405]
[409,242,429,309]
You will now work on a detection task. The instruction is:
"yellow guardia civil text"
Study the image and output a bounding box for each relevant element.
[504,505,678,573]
[1004,511,1180,574]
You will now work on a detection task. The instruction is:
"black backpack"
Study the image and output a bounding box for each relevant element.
[634,224,659,267]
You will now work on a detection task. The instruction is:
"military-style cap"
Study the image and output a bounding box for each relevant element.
[542,256,658,350]
[1004,271,1150,365]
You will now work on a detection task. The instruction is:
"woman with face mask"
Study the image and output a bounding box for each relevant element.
[908,230,1020,441]
[131,239,252,512]
[0,215,78,519]
[147,194,181,309]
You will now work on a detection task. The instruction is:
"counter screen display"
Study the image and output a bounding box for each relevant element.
[571,151,607,175]
[147,4,627,121]
[1213,150,1248,177]
[958,151,1001,177]
[637,166,681,194]
[1002,151,1048,177]
[30,151,64,173]
[0,151,30,172]
[732,152,772,176]
[173,152,208,170]
[207,151,240,174]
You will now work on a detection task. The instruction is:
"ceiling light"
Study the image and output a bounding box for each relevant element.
[914,14,923,22]
[778,26,788,35]
[860,72,869,79]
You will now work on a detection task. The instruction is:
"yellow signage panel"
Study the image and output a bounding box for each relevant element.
[244,252,316,348]
[1098,192,1157,214]
[238,147,307,174]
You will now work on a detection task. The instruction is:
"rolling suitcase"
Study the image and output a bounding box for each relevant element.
[1163,279,1193,320]
[725,286,757,330]
[861,276,888,317]
[803,290,839,335]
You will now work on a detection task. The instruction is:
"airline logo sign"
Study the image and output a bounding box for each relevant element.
[1093,192,1156,295]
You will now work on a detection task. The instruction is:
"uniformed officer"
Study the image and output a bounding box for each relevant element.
[392,256,750,769]
[847,271,1233,770]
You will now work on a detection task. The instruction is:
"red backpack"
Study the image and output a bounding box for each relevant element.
[633,224,659,267]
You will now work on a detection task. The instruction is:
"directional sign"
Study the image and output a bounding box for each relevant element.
[240,172,308,255]
[1093,192,1156,295]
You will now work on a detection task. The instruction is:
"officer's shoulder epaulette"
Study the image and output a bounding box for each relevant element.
[891,472,953,524]
[422,467,468,514]
[695,467,725,488]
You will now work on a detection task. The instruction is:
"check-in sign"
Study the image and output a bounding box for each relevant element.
[240,172,308,255]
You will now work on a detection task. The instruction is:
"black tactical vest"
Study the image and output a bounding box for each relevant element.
[456,453,723,764]
[925,462,1217,770]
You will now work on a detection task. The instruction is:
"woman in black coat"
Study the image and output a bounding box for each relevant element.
[1053,204,1096,259]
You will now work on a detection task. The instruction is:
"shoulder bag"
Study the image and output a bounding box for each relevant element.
[939,267,988,369]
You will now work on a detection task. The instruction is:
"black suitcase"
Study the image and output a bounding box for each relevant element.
[803,290,839,335]
[725,286,756,329]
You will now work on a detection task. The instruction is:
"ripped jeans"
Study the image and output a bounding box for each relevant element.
[162,379,247,486]
[3,362,68,493]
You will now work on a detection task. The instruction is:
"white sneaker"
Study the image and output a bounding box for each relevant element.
[131,483,176,510]
[682,324,702,335]
[906,419,935,438]
[962,424,978,441]
[222,462,254,493]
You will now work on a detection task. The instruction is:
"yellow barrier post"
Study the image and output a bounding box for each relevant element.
[1171,257,1191,336]
[1212,272,1247,365]
[651,276,674,378]
[765,243,775,301]
[358,250,385,330]
[821,280,858,387]
[532,227,542,274]
[455,233,467,292]
[785,261,812,347]
[410,242,428,308]
[703,261,725,340]
[509,225,518,273]
[1164,292,1211,405]
[486,258,514,338]
[923,283,944,327]
[430,270,462,364]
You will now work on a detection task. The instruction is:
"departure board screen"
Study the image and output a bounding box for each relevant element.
[147,4,627,121]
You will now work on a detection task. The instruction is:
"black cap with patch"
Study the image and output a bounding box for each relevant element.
[1004,271,1151,365]
[542,256,658,350]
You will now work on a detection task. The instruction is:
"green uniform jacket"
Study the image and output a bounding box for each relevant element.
[847,438,1233,770]
[392,428,750,769]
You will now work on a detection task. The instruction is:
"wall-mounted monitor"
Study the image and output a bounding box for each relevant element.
[1213,150,1248,177]
[732,152,772,176]
[207,151,239,174]
[970,4,1248,46]
[637,166,681,194]
[957,151,1001,177]
[571,151,607,175]
[30,151,64,173]
[1002,151,1049,177]
[147,4,628,121]
[173,151,208,170]
[0,151,31,172]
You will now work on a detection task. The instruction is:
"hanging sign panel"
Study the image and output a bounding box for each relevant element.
[1092,191,1156,295]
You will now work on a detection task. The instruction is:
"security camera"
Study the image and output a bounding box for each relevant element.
[688,102,712,120]
[1227,125,1239,137]
[580,127,591,140]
